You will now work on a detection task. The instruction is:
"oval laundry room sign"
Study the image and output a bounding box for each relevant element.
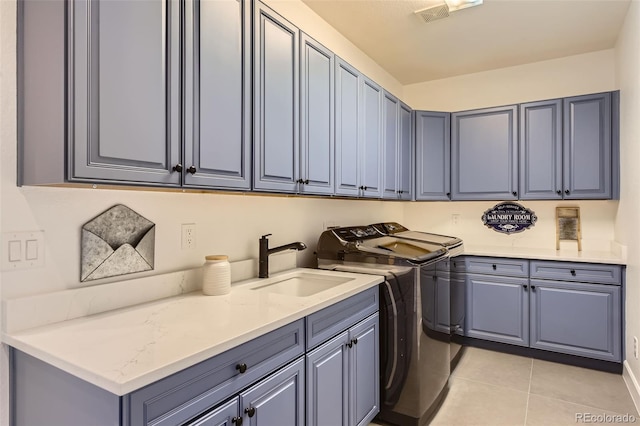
[481,202,537,234]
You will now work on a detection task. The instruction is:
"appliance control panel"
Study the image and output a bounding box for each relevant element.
[332,226,381,242]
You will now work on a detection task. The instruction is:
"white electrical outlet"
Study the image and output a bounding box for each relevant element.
[451,214,460,226]
[181,224,196,249]
[634,336,638,359]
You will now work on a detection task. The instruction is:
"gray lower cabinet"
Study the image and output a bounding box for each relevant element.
[306,314,380,426]
[415,111,451,201]
[466,273,529,346]
[306,287,380,426]
[189,398,240,426]
[465,257,623,363]
[253,1,299,192]
[529,260,622,362]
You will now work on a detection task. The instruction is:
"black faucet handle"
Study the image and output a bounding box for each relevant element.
[261,234,272,239]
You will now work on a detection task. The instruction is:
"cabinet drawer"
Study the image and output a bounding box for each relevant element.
[466,257,529,277]
[126,319,305,426]
[306,287,378,350]
[434,257,467,274]
[530,261,621,285]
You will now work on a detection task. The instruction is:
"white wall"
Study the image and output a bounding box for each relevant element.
[615,0,640,402]
[404,49,617,112]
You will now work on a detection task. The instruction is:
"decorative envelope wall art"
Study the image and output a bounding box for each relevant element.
[81,204,155,282]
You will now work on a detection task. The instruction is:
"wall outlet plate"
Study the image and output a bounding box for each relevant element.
[2,231,45,271]
[181,223,196,250]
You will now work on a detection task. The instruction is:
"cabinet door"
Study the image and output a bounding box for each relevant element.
[415,111,450,200]
[71,0,181,185]
[519,99,562,200]
[563,93,612,199]
[189,398,240,426]
[306,333,349,426]
[466,274,529,346]
[335,58,361,197]
[451,106,518,200]
[183,0,250,189]
[450,273,466,336]
[360,78,383,198]
[382,92,399,199]
[300,33,334,195]
[253,2,299,192]
[349,313,380,426]
[398,102,413,200]
[530,279,621,362]
[240,358,305,426]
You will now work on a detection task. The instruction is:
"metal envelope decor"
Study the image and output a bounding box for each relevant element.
[81,204,155,282]
[481,202,538,234]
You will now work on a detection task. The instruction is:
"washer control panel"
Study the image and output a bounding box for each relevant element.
[332,226,380,242]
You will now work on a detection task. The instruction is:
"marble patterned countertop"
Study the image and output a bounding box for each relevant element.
[462,245,626,265]
[2,267,383,396]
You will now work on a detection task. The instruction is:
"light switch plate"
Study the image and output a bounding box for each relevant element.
[2,231,45,271]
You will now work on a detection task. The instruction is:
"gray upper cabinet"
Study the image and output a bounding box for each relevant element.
[71,0,182,185]
[19,0,182,186]
[183,0,251,189]
[382,92,399,199]
[519,99,563,200]
[398,102,413,200]
[382,93,413,200]
[253,2,299,192]
[451,105,518,200]
[360,78,383,198]
[563,92,612,199]
[300,32,335,195]
[335,58,361,197]
[415,111,451,201]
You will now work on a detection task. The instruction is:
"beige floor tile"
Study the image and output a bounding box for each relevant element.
[429,377,528,426]
[452,346,533,392]
[530,359,638,416]
[526,394,635,426]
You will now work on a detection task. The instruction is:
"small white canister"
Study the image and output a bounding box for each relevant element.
[202,255,231,296]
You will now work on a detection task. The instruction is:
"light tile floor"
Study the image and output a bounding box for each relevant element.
[372,347,638,425]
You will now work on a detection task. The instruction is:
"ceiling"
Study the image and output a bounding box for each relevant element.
[300,0,631,85]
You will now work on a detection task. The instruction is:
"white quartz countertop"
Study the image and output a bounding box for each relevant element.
[3,268,384,396]
[462,245,626,265]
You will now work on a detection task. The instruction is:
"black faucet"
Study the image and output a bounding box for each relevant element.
[259,234,307,278]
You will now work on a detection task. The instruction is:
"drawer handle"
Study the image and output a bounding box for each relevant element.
[531,285,536,291]
[347,338,358,348]
[492,264,497,270]
[352,338,358,345]
[523,284,528,291]
[236,363,248,374]
[245,407,256,418]
[565,189,570,195]
[556,190,562,195]
[570,269,576,276]
[232,417,243,425]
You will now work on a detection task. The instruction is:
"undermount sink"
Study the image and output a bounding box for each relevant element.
[250,272,355,297]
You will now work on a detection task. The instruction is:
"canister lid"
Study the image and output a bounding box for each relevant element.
[205,255,228,261]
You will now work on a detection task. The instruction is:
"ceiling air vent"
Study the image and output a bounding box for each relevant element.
[414,3,450,23]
